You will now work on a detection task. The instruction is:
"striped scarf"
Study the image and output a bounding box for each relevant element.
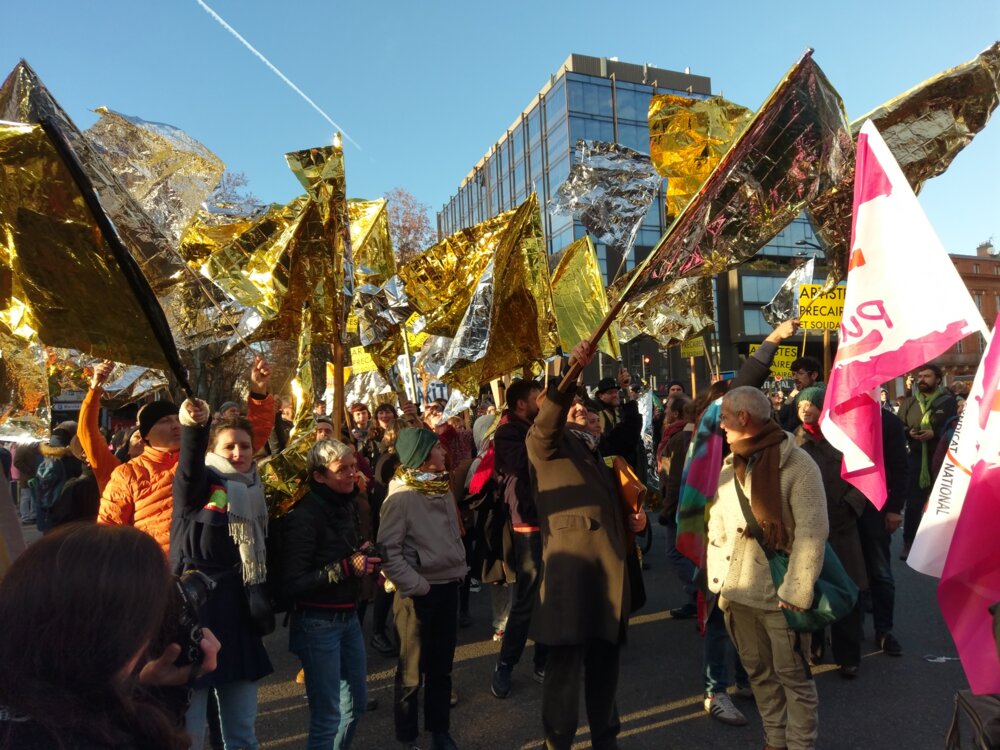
[675,399,725,568]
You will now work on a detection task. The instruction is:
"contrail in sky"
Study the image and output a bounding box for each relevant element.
[195,0,361,150]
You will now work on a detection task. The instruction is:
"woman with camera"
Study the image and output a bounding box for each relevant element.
[280,439,381,750]
[172,395,274,750]
[0,523,220,749]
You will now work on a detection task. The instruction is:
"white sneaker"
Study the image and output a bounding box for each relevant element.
[704,693,748,726]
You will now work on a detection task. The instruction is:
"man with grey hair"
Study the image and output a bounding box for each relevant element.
[708,386,828,750]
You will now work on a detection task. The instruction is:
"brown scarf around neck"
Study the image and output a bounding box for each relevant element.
[729,421,788,550]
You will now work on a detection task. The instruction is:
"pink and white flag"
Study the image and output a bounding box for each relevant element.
[937,314,1000,694]
[819,120,988,508]
[908,321,995,577]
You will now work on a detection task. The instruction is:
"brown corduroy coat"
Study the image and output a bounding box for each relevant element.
[527,384,630,646]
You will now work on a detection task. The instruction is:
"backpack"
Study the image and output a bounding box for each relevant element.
[30,457,67,512]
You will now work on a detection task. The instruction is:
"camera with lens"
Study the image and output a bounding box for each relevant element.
[171,569,216,668]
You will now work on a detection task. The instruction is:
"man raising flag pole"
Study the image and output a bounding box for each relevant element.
[819,120,988,508]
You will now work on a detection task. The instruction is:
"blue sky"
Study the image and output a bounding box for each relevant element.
[2,1,997,255]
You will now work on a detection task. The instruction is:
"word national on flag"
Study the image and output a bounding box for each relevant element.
[819,120,989,508]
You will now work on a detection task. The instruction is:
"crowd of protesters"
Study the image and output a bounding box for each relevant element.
[0,316,967,750]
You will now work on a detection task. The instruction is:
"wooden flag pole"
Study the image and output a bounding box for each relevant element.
[823,329,832,381]
[332,338,345,439]
[689,356,697,398]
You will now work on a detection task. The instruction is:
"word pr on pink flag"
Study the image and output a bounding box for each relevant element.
[907,322,995,577]
[819,120,988,508]
[937,313,1000,694]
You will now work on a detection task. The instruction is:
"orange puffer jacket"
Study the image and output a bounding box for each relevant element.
[98,393,275,554]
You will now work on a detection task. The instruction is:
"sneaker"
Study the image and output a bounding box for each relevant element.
[878,631,903,657]
[704,693,748,726]
[491,662,513,699]
[430,731,458,750]
[371,633,399,657]
[838,664,859,679]
[469,578,482,593]
[532,666,545,684]
[669,602,698,620]
[492,628,505,642]
[731,684,755,700]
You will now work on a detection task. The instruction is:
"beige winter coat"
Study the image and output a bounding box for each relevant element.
[376,479,467,598]
[707,432,828,611]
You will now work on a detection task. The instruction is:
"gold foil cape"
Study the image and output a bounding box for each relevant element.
[0,330,49,441]
[0,61,185,293]
[251,144,352,343]
[613,275,715,347]
[424,194,559,395]
[84,107,225,244]
[809,41,1000,287]
[762,257,815,327]
[179,208,257,268]
[0,121,174,369]
[259,316,316,516]
[549,236,620,359]
[549,140,661,256]
[349,199,394,288]
[398,205,516,338]
[622,51,850,305]
[648,94,753,220]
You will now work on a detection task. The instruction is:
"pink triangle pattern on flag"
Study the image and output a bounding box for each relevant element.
[937,313,1000,694]
[908,323,995,577]
[819,121,988,508]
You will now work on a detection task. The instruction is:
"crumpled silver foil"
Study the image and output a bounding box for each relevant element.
[762,257,815,327]
[435,262,494,375]
[550,140,661,258]
[440,388,475,421]
[638,390,658,491]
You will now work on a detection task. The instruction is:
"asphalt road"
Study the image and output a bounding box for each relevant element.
[254,522,968,750]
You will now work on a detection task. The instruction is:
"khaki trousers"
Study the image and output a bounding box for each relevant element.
[723,598,819,750]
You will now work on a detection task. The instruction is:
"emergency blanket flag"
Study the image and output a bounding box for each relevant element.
[819,120,987,508]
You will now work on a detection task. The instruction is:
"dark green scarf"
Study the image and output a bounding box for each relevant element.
[914,386,945,488]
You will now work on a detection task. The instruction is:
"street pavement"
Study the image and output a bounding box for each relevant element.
[254,520,969,749]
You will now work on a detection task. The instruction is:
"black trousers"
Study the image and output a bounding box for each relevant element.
[499,530,547,669]
[393,582,459,742]
[542,638,621,750]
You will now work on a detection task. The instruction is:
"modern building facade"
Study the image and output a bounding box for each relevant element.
[437,53,827,388]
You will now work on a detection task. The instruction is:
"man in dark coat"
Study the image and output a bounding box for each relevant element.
[590,369,642,472]
[491,378,546,699]
[527,341,647,750]
[898,363,957,558]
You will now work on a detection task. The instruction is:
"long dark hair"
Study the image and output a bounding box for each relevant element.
[0,524,187,750]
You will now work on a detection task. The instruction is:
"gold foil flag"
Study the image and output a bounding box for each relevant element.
[549,236,620,359]
[648,94,753,220]
[0,121,178,370]
[0,329,49,441]
[621,51,850,305]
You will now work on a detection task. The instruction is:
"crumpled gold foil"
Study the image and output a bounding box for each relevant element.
[424,194,559,395]
[549,140,661,258]
[179,208,257,268]
[0,61,186,293]
[84,107,225,244]
[810,41,1000,287]
[398,205,514,338]
[349,199,394,287]
[0,121,174,369]
[648,94,753,220]
[622,51,850,304]
[259,315,316,516]
[613,274,715,347]
[0,330,49,441]
[549,235,620,359]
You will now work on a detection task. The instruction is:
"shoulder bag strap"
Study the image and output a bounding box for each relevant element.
[731,463,775,560]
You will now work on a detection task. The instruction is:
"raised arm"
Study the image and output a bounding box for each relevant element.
[174,399,211,516]
[734,319,800,389]
[246,356,276,453]
[79,361,121,492]
[528,341,592,463]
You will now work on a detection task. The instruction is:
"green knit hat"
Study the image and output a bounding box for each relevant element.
[396,427,439,469]
[797,385,825,410]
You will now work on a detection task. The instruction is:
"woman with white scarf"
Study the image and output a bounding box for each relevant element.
[171,397,273,750]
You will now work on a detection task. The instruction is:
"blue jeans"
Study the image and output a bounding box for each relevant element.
[290,610,368,750]
[704,601,749,695]
[664,522,698,604]
[186,681,259,750]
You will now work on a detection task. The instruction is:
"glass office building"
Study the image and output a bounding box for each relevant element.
[437,54,827,376]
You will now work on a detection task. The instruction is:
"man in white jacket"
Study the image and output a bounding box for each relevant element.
[708,386,828,750]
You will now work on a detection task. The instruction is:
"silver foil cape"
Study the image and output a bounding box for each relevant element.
[550,140,661,255]
[762,257,816,327]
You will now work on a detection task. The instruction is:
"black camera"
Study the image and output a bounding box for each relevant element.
[172,570,216,668]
